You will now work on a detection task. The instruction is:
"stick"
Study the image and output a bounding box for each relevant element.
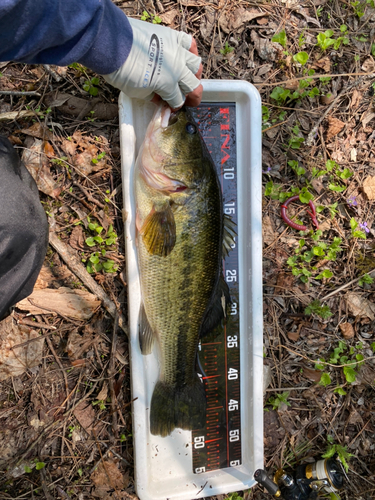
[320,268,375,301]
[48,232,128,336]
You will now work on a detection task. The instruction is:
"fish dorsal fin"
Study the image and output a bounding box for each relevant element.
[140,204,176,257]
[223,214,237,257]
[139,303,155,355]
[200,276,231,337]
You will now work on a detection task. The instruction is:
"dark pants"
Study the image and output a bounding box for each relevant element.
[0,136,48,320]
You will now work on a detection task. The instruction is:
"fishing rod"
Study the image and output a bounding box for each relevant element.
[254,453,346,500]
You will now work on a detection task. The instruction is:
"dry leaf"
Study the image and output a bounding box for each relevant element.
[350,148,357,162]
[312,56,331,72]
[21,122,53,141]
[361,56,375,72]
[326,116,345,141]
[339,322,355,339]
[0,316,44,381]
[66,329,97,360]
[361,109,375,129]
[287,330,300,342]
[97,382,108,402]
[346,292,375,320]
[262,215,275,245]
[62,131,108,176]
[91,460,124,498]
[160,9,179,25]
[251,31,281,61]
[74,401,96,433]
[302,367,322,382]
[17,287,101,320]
[363,176,375,200]
[350,89,362,109]
[69,226,85,250]
[22,138,61,197]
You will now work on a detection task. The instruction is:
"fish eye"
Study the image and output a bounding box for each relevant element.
[186,123,197,135]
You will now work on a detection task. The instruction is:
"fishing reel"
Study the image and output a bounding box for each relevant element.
[254,454,345,500]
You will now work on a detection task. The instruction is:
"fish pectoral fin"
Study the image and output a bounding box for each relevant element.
[139,303,155,355]
[200,276,231,337]
[140,204,176,257]
[223,214,237,257]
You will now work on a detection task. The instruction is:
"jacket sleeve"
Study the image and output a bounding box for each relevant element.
[0,0,133,75]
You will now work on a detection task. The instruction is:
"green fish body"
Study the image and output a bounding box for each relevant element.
[135,103,229,437]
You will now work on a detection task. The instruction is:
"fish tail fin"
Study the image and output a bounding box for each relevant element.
[150,378,206,437]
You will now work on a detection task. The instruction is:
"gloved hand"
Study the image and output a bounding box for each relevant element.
[102,18,202,109]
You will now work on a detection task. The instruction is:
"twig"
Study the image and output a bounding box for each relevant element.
[49,231,128,336]
[0,91,41,96]
[265,386,312,392]
[17,318,57,330]
[43,64,62,82]
[46,336,70,406]
[73,182,105,209]
[320,268,375,301]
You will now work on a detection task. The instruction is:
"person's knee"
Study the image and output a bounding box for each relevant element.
[0,136,48,319]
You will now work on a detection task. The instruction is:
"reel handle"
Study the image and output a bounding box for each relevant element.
[254,469,280,496]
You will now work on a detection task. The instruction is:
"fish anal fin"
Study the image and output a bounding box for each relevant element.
[200,276,231,337]
[139,303,155,355]
[223,214,237,257]
[140,205,176,257]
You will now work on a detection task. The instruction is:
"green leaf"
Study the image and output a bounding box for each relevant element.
[299,188,313,203]
[313,246,325,257]
[293,51,309,65]
[35,462,45,471]
[319,372,331,386]
[85,237,96,247]
[272,30,287,47]
[88,222,97,231]
[24,465,33,473]
[329,183,345,192]
[343,366,357,383]
[325,159,337,171]
[334,387,347,395]
[317,269,333,279]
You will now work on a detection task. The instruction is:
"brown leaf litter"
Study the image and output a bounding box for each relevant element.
[0,315,44,381]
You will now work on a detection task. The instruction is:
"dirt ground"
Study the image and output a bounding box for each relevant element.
[0,0,375,499]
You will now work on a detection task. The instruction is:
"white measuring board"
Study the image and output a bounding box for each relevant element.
[119,80,263,500]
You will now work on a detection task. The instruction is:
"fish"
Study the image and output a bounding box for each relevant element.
[134,103,235,437]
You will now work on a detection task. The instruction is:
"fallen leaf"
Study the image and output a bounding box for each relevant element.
[200,7,215,41]
[74,401,96,433]
[69,226,85,250]
[97,382,108,402]
[91,460,124,498]
[263,215,275,245]
[287,330,300,342]
[160,9,179,25]
[359,172,375,201]
[22,138,61,197]
[21,122,53,141]
[350,89,362,109]
[361,56,375,72]
[326,116,345,141]
[0,316,44,381]
[312,56,331,72]
[339,322,355,339]
[302,367,322,382]
[361,109,375,129]
[17,287,101,320]
[346,292,375,321]
[350,148,357,162]
[251,31,281,61]
[276,272,295,289]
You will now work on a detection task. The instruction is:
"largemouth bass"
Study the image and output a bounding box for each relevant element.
[135,103,234,437]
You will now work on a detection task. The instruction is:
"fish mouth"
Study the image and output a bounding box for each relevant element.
[140,162,188,192]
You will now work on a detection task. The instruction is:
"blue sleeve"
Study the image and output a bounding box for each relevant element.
[0,0,133,75]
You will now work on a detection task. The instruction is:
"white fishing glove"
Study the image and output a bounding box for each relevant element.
[102,18,201,109]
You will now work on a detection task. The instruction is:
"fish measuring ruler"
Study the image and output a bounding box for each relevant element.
[190,103,241,473]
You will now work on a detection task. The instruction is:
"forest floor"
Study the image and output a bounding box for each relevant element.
[0,0,375,499]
